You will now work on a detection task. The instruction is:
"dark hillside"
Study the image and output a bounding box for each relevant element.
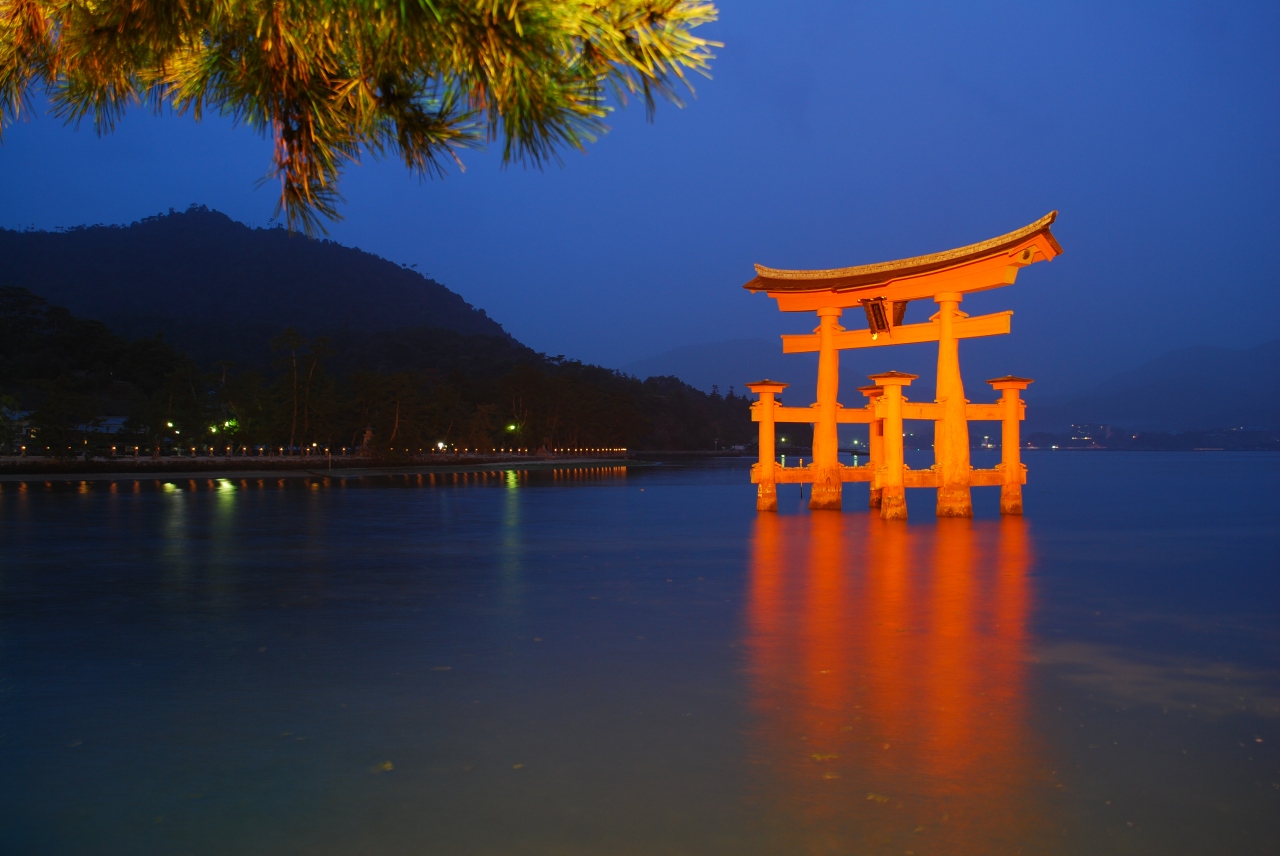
[0,206,507,348]
[0,209,757,454]
[0,287,179,396]
[0,287,189,451]
[0,289,754,455]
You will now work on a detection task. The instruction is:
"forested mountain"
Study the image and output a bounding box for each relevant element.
[0,208,761,455]
[0,206,507,361]
[0,287,182,451]
[0,288,753,455]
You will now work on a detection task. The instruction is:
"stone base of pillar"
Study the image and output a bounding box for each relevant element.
[757,481,778,512]
[869,487,882,509]
[936,483,973,517]
[999,483,1023,516]
[880,486,907,520]
[808,467,842,510]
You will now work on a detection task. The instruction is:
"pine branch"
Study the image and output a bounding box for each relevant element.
[0,0,719,234]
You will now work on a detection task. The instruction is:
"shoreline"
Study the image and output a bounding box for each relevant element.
[3,448,1274,483]
[0,456,647,483]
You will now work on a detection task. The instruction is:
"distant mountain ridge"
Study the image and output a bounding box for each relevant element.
[0,207,507,358]
[1031,339,1280,431]
[625,336,1280,431]
[622,338,820,402]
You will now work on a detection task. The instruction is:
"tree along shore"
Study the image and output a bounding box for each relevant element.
[1,287,761,460]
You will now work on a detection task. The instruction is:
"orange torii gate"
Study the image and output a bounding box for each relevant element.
[743,212,1062,520]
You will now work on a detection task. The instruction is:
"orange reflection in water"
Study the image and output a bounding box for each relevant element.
[745,513,1058,853]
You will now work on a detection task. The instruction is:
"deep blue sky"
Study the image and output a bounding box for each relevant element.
[1,0,1276,394]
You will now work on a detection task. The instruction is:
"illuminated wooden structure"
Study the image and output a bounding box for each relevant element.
[745,213,1061,519]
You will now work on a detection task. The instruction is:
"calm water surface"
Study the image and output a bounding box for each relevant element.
[2,453,1278,855]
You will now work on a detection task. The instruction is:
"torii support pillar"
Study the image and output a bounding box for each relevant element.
[809,308,844,510]
[988,376,1032,515]
[870,371,917,521]
[934,291,972,517]
[747,380,788,512]
[858,384,885,508]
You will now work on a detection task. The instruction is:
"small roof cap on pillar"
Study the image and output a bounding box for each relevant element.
[986,375,1034,390]
[857,384,884,397]
[746,379,790,394]
[868,371,918,388]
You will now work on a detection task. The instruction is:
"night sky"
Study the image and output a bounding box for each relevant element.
[1,0,1276,395]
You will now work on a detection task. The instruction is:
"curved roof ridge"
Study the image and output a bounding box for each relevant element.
[748,212,1059,290]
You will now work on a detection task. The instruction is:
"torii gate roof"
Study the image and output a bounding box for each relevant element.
[744,212,1062,311]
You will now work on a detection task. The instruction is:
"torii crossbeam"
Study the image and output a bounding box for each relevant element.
[743,212,1062,519]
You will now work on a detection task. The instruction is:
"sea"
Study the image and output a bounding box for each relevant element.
[2,452,1277,855]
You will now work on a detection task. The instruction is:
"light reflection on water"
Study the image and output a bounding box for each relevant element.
[0,455,1277,855]
[745,513,1057,852]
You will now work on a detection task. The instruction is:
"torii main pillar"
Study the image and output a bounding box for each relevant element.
[809,307,844,509]
[933,291,972,516]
